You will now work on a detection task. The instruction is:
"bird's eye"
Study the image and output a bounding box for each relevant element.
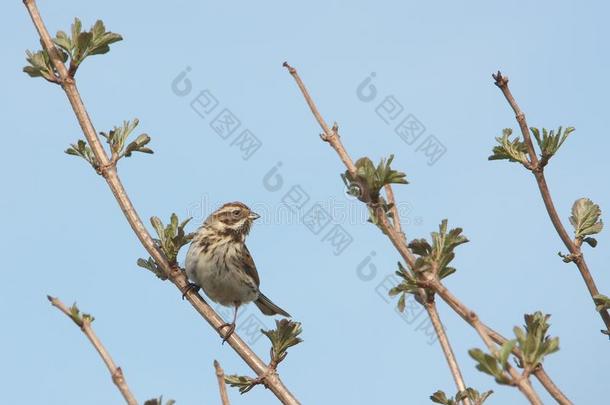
[232,209,241,216]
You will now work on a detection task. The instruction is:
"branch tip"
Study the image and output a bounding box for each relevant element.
[492,70,508,87]
[282,61,296,74]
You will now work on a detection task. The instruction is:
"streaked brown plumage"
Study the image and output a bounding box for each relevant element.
[185,202,290,341]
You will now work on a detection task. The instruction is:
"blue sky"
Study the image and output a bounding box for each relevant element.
[2,1,609,404]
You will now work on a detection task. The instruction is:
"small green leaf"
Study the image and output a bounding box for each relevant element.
[225,375,257,394]
[342,154,407,203]
[64,138,98,169]
[570,198,603,240]
[137,257,167,280]
[531,126,574,165]
[489,128,529,165]
[53,31,73,53]
[430,390,452,404]
[513,312,559,369]
[148,214,193,264]
[408,220,468,278]
[397,293,406,313]
[593,294,610,312]
[498,339,517,367]
[261,319,303,364]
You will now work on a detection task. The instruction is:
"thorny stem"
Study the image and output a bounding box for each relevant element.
[47,296,138,405]
[285,62,572,405]
[214,360,231,405]
[493,71,610,336]
[283,61,470,404]
[23,2,299,404]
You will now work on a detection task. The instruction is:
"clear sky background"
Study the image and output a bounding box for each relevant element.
[2,1,609,404]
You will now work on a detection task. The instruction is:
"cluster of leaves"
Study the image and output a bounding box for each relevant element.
[488,128,529,166]
[389,220,468,310]
[569,198,603,248]
[263,319,303,365]
[143,397,175,405]
[224,374,257,395]
[531,126,574,166]
[341,154,407,204]
[100,118,153,160]
[65,119,153,171]
[489,126,574,168]
[65,139,99,169]
[431,388,493,405]
[408,219,468,278]
[137,257,166,280]
[24,48,65,83]
[389,262,422,310]
[138,214,194,277]
[67,302,95,326]
[46,296,94,328]
[469,312,559,384]
[513,312,560,369]
[225,320,303,394]
[24,18,122,81]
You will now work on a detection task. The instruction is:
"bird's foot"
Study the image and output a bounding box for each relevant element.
[181,282,200,300]
[218,322,236,344]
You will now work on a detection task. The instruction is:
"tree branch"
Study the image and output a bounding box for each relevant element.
[424,301,471,405]
[283,61,474,403]
[214,360,231,405]
[493,71,610,335]
[384,184,405,241]
[23,2,299,404]
[47,296,138,405]
[284,62,571,405]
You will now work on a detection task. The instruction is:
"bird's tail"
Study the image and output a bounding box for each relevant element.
[255,292,291,317]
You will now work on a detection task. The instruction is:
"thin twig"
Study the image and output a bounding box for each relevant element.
[47,296,138,405]
[283,62,356,174]
[493,71,610,335]
[214,360,231,405]
[424,301,471,405]
[384,184,406,241]
[284,62,571,405]
[23,2,299,404]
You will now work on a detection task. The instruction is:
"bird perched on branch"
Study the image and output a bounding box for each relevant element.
[185,201,290,342]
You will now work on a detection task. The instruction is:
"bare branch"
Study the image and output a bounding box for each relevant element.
[384,184,406,241]
[424,301,471,405]
[23,2,299,404]
[493,71,610,335]
[214,360,231,405]
[47,296,138,405]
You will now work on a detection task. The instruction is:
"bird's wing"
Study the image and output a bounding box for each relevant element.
[242,244,260,287]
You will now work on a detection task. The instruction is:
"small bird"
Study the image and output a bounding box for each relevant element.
[185,201,290,342]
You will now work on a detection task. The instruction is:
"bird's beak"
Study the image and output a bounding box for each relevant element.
[249,212,260,220]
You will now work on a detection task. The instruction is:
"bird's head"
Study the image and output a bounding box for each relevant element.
[205,201,260,239]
